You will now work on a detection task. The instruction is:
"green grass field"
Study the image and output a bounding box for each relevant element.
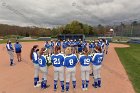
[115,44,140,93]
[0,39,40,44]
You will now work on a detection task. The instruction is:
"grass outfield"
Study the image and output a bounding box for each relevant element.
[115,44,140,93]
[0,39,40,44]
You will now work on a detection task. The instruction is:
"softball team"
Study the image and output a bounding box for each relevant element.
[5,38,109,92]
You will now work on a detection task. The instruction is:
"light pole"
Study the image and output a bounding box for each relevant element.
[110,28,114,37]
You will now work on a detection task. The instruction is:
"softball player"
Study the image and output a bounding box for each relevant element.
[62,40,67,53]
[50,40,54,55]
[56,40,61,47]
[79,47,92,91]
[89,41,94,53]
[6,40,14,66]
[38,47,50,89]
[92,46,104,88]
[30,45,40,87]
[14,40,22,62]
[105,39,109,54]
[64,47,78,92]
[44,41,50,56]
[51,46,65,92]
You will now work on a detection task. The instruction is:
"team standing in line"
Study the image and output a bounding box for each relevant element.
[5,38,109,92]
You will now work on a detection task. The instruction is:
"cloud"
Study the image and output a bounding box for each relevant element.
[0,0,140,28]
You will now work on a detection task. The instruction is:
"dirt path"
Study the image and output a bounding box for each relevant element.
[0,42,135,93]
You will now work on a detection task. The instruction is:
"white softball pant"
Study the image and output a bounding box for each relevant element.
[81,65,91,81]
[7,51,14,60]
[93,65,102,79]
[66,67,76,82]
[54,66,64,81]
[40,66,48,80]
[33,63,40,78]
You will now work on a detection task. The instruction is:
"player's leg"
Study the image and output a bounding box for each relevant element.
[66,69,71,92]
[106,45,108,54]
[59,67,65,92]
[72,69,76,89]
[8,51,14,66]
[54,71,59,91]
[19,52,22,61]
[97,66,102,87]
[33,64,40,87]
[81,66,86,90]
[40,67,49,89]
[85,70,90,90]
[92,65,98,88]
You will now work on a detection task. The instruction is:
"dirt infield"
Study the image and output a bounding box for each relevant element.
[0,42,135,93]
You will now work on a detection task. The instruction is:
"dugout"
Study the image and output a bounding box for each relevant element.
[58,34,85,41]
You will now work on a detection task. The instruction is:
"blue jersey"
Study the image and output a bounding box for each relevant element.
[74,42,77,46]
[97,42,102,48]
[50,42,54,48]
[56,42,61,47]
[6,43,14,51]
[89,43,93,48]
[32,52,39,64]
[51,53,65,67]
[38,55,47,67]
[62,42,67,48]
[14,43,22,51]
[101,42,105,48]
[82,42,87,48]
[66,41,70,46]
[45,43,50,49]
[79,55,92,66]
[92,53,104,65]
[106,40,109,46]
[64,54,78,68]
[70,41,74,46]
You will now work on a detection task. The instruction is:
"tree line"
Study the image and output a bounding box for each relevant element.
[0,20,140,37]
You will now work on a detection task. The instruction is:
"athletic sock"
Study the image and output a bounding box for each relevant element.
[98,78,101,87]
[86,80,89,88]
[82,80,85,89]
[66,82,69,91]
[60,81,64,90]
[54,80,57,90]
[34,77,38,86]
[72,81,76,88]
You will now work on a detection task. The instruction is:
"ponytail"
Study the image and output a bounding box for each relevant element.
[83,47,88,57]
[30,45,38,60]
[54,46,61,54]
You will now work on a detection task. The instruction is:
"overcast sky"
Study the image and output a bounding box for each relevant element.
[0,0,140,28]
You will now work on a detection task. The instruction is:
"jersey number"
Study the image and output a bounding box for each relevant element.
[84,58,90,65]
[38,59,43,65]
[98,57,103,64]
[53,58,60,64]
[69,59,73,65]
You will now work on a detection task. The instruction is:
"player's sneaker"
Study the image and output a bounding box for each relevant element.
[66,91,69,93]
[92,84,98,88]
[82,88,86,91]
[61,89,65,92]
[34,83,41,88]
[85,88,88,91]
